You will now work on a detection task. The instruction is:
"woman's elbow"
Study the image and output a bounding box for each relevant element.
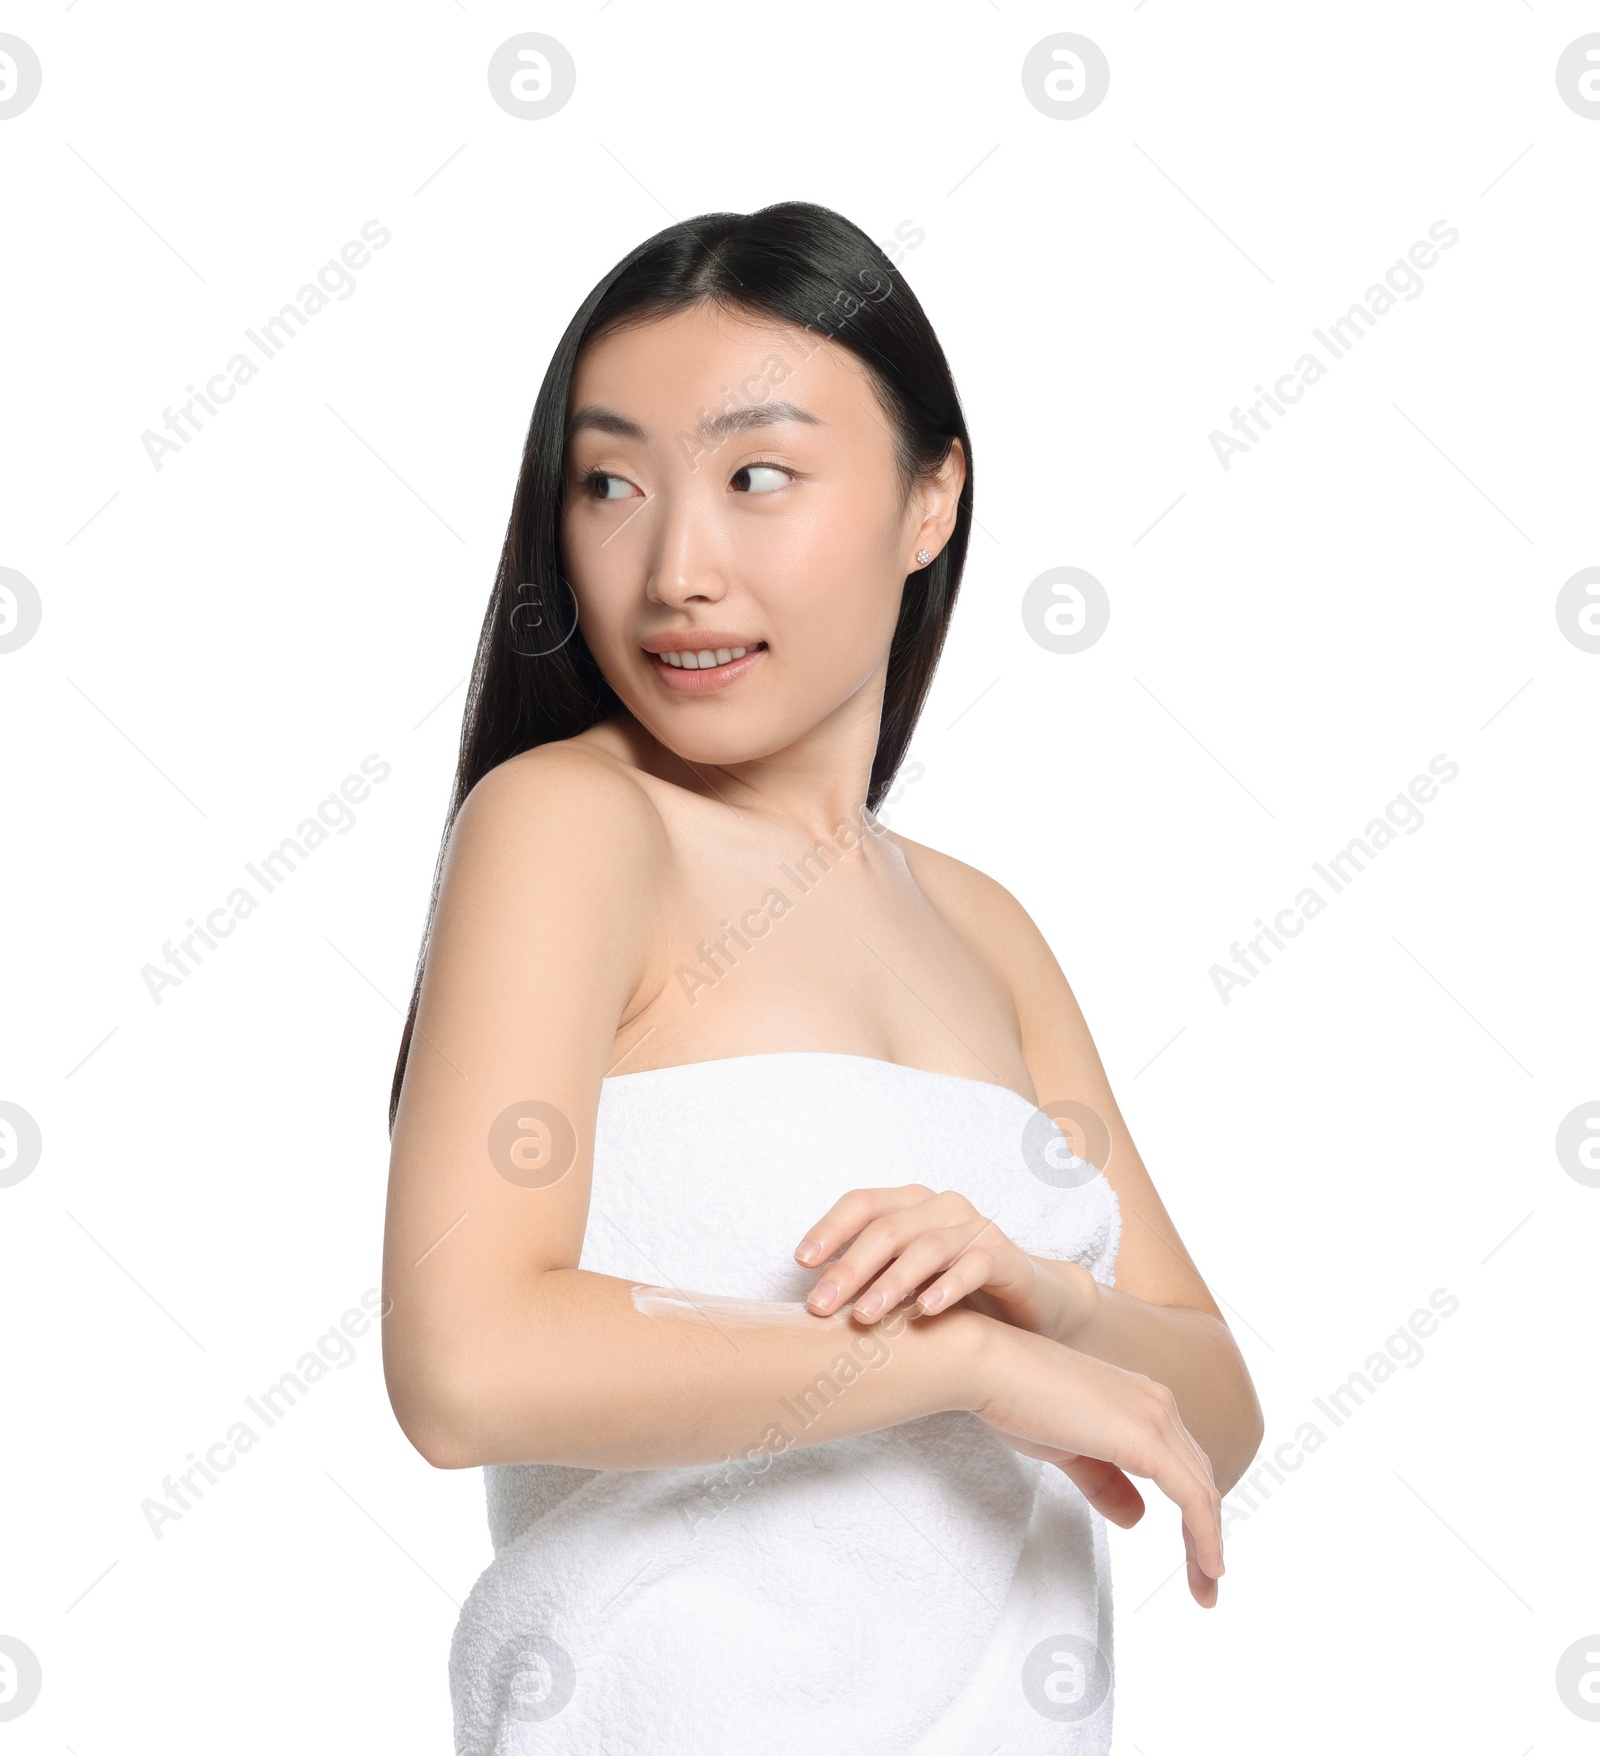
[1213,1394,1266,1498]
[384,1344,483,1470]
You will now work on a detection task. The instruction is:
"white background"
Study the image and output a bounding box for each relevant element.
[3,2,1596,1750]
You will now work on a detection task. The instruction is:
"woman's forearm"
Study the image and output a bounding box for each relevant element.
[1033,1257,1264,1494]
[389,1266,996,1471]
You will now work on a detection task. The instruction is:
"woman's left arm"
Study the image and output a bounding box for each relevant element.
[799,1203,1263,1497]
[800,860,1266,1498]
[994,887,1265,1496]
[1013,1254,1263,1497]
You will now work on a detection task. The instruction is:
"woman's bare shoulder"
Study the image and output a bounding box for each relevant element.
[881,826,1041,958]
[454,733,671,875]
[414,736,675,1094]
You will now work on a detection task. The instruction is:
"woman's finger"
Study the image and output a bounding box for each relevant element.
[991,1440,1149,1532]
[1149,1380,1218,1491]
[1049,1453,1148,1529]
[1134,1406,1224,1589]
[1183,1514,1220,1608]
[1071,1375,1221,1589]
[807,1221,955,1315]
[847,1236,996,1322]
[793,1184,939,1266]
[975,1337,1224,1606]
[806,1205,987,1315]
[908,1244,998,1316]
[1152,1397,1223,1577]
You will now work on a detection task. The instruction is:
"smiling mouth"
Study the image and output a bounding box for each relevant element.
[643,641,770,695]
[648,642,767,671]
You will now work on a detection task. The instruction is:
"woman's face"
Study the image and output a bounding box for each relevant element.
[560,300,963,775]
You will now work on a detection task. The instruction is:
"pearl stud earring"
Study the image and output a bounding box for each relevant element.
[915,548,933,566]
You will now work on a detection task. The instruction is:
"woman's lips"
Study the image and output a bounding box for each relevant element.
[645,645,767,694]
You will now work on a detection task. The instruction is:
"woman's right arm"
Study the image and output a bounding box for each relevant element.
[380,745,993,1472]
[379,747,1222,1600]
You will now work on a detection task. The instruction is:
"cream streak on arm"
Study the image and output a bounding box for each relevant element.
[629,1284,856,1327]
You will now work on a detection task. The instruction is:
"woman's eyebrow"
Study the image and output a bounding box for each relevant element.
[567,400,822,445]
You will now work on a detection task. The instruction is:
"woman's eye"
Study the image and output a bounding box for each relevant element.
[587,471,637,500]
[730,464,791,495]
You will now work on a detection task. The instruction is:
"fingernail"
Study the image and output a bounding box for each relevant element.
[797,1239,823,1264]
[918,1288,947,1312]
[853,1290,884,1318]
[809,1282,839,1312]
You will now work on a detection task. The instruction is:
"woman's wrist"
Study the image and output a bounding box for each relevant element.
[1044,1259,1102,1346]
[933,1305,1015,1413]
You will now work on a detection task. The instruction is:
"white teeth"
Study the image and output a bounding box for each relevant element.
[662,645,751,669]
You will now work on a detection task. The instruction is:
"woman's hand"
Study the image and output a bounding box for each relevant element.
[972,1322,1226,1608]
[793,1183,1095,1342]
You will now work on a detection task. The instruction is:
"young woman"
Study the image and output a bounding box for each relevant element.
[382,201,1263,1754]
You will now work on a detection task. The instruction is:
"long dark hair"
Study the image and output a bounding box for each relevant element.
[389,200,974,1132]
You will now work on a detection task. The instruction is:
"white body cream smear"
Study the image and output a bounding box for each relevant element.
[629,1285,852,1327]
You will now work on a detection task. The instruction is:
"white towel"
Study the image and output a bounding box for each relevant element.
[449,1051,1122,1754]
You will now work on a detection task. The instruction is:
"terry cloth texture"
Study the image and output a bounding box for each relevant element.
[449,1050,1123,1755]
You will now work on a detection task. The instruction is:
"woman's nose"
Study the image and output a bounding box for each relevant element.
[646,492,730,604]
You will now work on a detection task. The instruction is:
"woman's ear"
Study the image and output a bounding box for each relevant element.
[910,438,967,564]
